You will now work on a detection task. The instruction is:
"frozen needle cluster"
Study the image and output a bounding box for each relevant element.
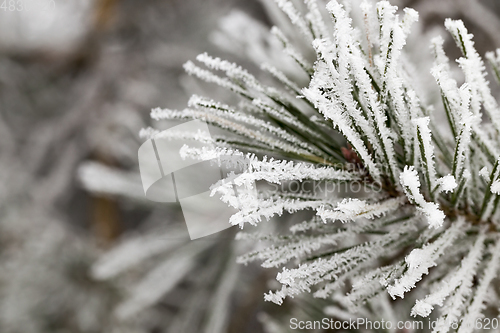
[149,0,500,328]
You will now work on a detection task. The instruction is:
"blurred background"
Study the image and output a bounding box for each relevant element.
[1,0,500,332]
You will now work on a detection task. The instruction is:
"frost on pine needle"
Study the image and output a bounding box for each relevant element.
[410,229,486,318]
[457,237,500,333]
[146,0,500,325]
[387,219,464,299]
[317,197,404,223]
[399,166,445,228]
